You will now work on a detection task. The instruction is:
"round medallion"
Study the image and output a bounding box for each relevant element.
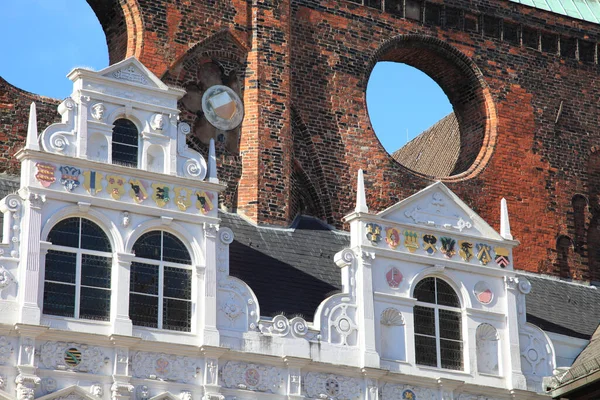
[201,85,244,131]
[325,378,340,396]
[244,368,260,387]
[338,318,351,332]
[386,267,403,289]
[528,348,539,362]
[155,357,170,375]
[402,389,416,399]
[64,348,82,367]
[473,281,494,305]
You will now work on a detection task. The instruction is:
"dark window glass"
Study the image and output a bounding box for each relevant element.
[414,277,436,303]
[80,287,111,321]
[445,7,461,29]
[43,282,75,317]
[129,293,159,328]
[503,21,520,45]
[45,250,77,284]
[424,3,441,25]
[405,0,421,21]
[365,0,382,10]
[579,40,596,62]
[47,217,80,248]
[130,262,159,295]
[561,37,577,58]
[414,306,436,336]
[163,298,192,331]
[464,13,478,33]
[385,0,403,15]
[541,32,558,54]
[112,118,138,167]
[347,0,362,3]
[81,254,112,288]
[483,16,500,39]
[162,232,192,264]
[522,27,539,50]
[164,267,192,299]
[415,335,437,367]
[439,309,462,340]
[133,231,162,260]
[440,340,463,370]
[436,279,460,307]
[81,218,112,252]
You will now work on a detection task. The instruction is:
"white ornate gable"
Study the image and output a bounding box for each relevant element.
[378,182,503,240]
[37,385,98,400]
[97,57,169,90]
[148,392,180,400]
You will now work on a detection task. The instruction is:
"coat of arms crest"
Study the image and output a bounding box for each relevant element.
[59,166,81,192]
[365,223,382,245]
[440,237,456,258]
[385,227,400,249]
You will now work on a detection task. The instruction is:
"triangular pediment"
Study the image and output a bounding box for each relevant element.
[97,57,169,90]
[377,182,503,240]
[37,385,98,400]
[149,392,180,400]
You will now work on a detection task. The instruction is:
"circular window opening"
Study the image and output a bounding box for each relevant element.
[366,36,493,179]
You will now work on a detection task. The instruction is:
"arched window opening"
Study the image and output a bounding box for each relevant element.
[130,231,192,331]
[413,277,463,370]
[556,236,572,278]
[43,217,112,320]
[112,118,139,167]
[572,195,588,255]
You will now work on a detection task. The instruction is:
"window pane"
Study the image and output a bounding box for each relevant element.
[129,293,158,328]
[133,232,162,261]
[415,335,437,367]
[81,254,112,288]
[80,219,111,252]
[439,309,462,340]
[163,298,192,331]
[112,119,139,145]
[80,287,111,320]
[436,279,460,307]
[45,250,76,283]
[441,339,463,370]
[47,218,80,248]
[112,143,138,167]
[164,267,192,299]
[405,0,421,21]
[130,262,158,295]
[414,305,436,336]
[414,277,436,303]
[43,282,75,317]
[162,232,191,264]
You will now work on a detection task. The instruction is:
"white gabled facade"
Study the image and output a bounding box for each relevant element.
[0,58,556,400]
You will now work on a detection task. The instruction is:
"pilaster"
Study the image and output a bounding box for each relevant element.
[201,223,220,346]
[283,357,309,400]
[112,252,135,336]
[200,346,228,399]
[357,251,380,368]
[504,276,527,391]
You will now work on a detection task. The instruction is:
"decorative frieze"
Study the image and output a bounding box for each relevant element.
[382,383,438,399]
[304,372,361,400]
[221,361,282,393]
[39,342,108,374]
[131,352,197,383]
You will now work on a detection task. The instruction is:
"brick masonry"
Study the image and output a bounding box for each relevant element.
[3,0,600,280]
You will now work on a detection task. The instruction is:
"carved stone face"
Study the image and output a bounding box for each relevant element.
[17,386,35,400]
[91,103,105,121]
[91,384,103,397]
[151,114,165,131]
[180,391,192,400]
[42,377,57,393]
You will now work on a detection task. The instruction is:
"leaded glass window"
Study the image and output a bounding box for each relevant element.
[130,231,192,331]
[112,118,138,167]
[413,277,463,370]
[43,217,112,320]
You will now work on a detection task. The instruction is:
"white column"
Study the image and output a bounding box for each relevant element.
[201,346,226,400]
[504,276,527,390]
[357,252,380,368]
[284,357,308,400]
[200,223,220,346]
[111,252,135,336]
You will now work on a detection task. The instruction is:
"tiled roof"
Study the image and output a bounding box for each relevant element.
[391,112,460,177]
[509,0,600,24]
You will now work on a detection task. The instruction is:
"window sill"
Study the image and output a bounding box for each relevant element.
[416,365,473,377]
[41,315,112,326]
[132,326,196,337]
[381,358,411,365]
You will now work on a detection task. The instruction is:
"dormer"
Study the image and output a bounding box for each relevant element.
[35,57,207,180]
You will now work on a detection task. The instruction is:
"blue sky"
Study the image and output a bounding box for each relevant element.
[0,1,451,154]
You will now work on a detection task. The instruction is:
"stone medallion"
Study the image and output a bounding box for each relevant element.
[386,267,402,289]
[473,281,494,305]
[201,85,244,130]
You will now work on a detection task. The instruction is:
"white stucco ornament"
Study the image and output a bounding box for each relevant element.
[0,336,13,365]
[90,103,105,121]
[222,361,282,393]
[0,266,15,291]
[304,373,360,400]
[131,351,197,383]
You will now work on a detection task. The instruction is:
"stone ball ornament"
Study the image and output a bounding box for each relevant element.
[201,85,244,131]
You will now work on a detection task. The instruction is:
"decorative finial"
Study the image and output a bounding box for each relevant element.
[355,169,368,213]
[208,138,218,183]
[26,102,39,150]
[500,198,513,240]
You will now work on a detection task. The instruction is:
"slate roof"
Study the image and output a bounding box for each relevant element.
[392,112,460,177]
[509,0,600,24]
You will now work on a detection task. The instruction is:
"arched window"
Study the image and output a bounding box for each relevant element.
[43,217,112,320]
[130,231,192,331]
[112,118,138,167]
[413,277,463,370]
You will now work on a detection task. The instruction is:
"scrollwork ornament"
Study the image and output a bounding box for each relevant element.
[518,278,532,294]
[505,276,518,291]
[219,228,234,245]
[290,316,308,337]
[0,266,15,290]
[271,315,290,336]
[184,159,204,178]
[50,134,69,153]
[63,97,76,110]
[178,123,191,136]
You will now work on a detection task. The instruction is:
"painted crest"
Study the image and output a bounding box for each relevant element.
[474,281,494,304]
[155,358,170,375]
[476,243,492,265]
[83,171,104,195]
[64,348,82,367]
[495,247,510,268]
[244,368,260,387]
[386,267,403,288]
[129,179,148,203]
[174,187,192,211]
[196,191,214,214]
[106,175,126,200]
[202,85,244,130]
[365,223,382,245]
[404,230,419,253]
[152,184,171,207]
[402,389,416,400]
[440,237,456,258]
[35,163,56,187]
[422,234,437,255]
[458,241,474,262]
[385,227,400,249]
[59,166,81,192]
